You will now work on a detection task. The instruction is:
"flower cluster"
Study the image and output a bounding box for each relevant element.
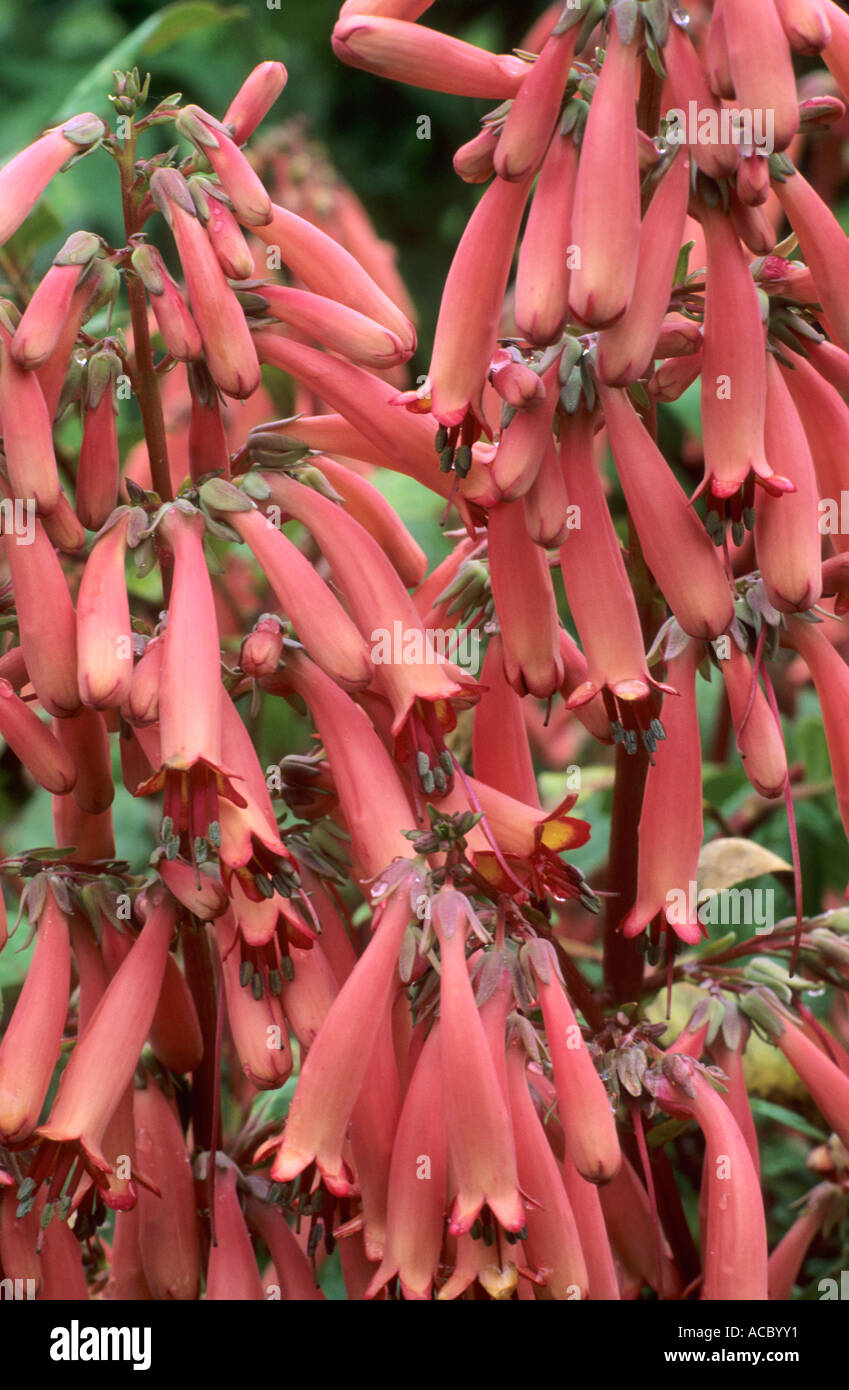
[0,0,848,1304]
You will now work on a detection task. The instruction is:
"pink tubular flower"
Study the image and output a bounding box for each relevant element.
[599,383,736,639]
[257,286,412,368]
[621,641,705,946]
[774,166,849,356]
[191,179,255,279]
[53,708,113,815]
[332,15,529,98]
[473,634,539,806]
[514,128,579,345]
[136,506,246,851]
[651,1059,768,1301]
[0,114,105,247]
[454,125,499,183]
[524,436,572,546]
[721,641,788,799]
[261,866,423,1193]
[786,616,849,843]
[0,681,76,793]
[253,336,496,504]
[427,173,533,431]
[779,350,849,554]
[721,0,800,151]
[494,24,577,182]
[568,14,641,328]
[150,168,260,399]
[709,1022,760,1178]
[258,469,478,763]
[527,939,621,1184]
[206,1163,264,1300]
[489,348,547,412]
[222,61,288,144]
[223,502,374,690]
[491,359,559,499]
[560,1149,621,1300]
[753,356,822,613]
[134,1079,201,1301]
[130,244,202,362]
[487,499,564,698]
[433,890,524,1235]
[76,346,121,531]
[663,18,740,181]
[176,105,272,225]
[767,1183,843,1299]
[598,1157,682,1298]
[0,312,61,513]
[348,996,402,1260]
[597,152,690,386]
[339,0,435,16]
[35,888,176,1188]
[268,649,417,881]
[0,885,70,1144]
[366,1024,446,1300]
[279,940,339,1051]
[696,201,784,504]
[10,231,101,368]
[559,408,672,751]
[774,0,832,54]
[506,1032,589,1300]
[306,455,426,587]
[3,508,80,717]
[249,205,415,349]
[215,914,293,1090]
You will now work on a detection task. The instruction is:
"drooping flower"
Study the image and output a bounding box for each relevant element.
[721,0,800,150]
[721,639,788,800]
[753,355,822,613]
[559,407,674,753]
[133,1077,201,1301]
[487,499,564,699]
[494,23,577,182]
[222,61,288,144]
[514,126,579,346]
[0,883,70,1144]
[0,308,61,513]
[774,164,849,356]
[331,15,529,98]
[150,168,260,399]
[3,503,80,717]
[130,244,202,363]
[76,346,121,531]
[620,640,705,946]
[568,11,641,328]
[0,114,105,247]
[10,231,102,368]
[260,866,423,1193]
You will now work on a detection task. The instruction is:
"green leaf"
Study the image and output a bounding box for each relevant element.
[53,3,246,122]
[749,1098,828,1142]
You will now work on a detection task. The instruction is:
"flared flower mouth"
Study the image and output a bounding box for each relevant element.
[136,758,248,862]
[566,675,674,758]
[472,794,593,901]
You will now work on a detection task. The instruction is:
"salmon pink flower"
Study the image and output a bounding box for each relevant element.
[774,164,849,357]
[222,62,288,144]
[473,634,539,807]
[767,1183,844,1299]
[775,0,832,54]
[206,1162,264,1300]
[76,346,121,531]
[0,883,70,1144]
[135,505,247,856]
[332,15,528,98]
[0,308,61,513]
[494,24,578,182]
[190,177,255,280]
[754,356,822,613]
[305,454,426,587]
[265,649,417,880]
[491,358,560,499]
[663,17,740,181]
[426,172,533,432]
[255,285,412,369]
[597,152,690,387]
[722,0,800,151]
[3,504,80,717]
[568,12,641,328]
[598,382,736,639]
[721,639,788,799]
[365,1023,446,1300]
[134,1078,201,1301]
[76,509,134,709]
[527,939,621,1184]
[176,105,272,225]
[487,499,564,699]
[0,114,105,247]
[10,231,101,368]
[432,889,524,1235]
[0,681,76,793]
[650,1056,768,1300]
[621,641,705,947]
[559,408,674,753]
[33,887,176,1200]
[506,1030,589,1300]
[514,125,579,346]
[780,349,849,554]
[214,913,293,1090]
[150,168,260,399]
[257,468,479,777]
[130,244,202,363]
[261,865,423,1193]
[786,616,849,845]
